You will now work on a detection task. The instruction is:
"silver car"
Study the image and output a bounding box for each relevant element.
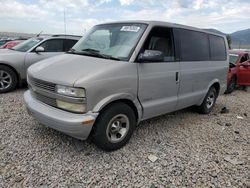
[0,35,80,93]
[24,21,228,151]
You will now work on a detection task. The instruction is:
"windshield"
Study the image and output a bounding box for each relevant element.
[71,23,147,61]
[0,41,7,46]
[12,38,43,52]
[229,54,239,64]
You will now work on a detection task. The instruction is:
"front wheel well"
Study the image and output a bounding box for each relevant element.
[98,99,139,122]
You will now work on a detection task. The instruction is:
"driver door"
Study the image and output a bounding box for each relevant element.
[24,39,64,71]
[137,27,180,120]
[237,59,250,86]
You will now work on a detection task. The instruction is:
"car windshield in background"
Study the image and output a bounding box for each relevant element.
[12,38,43,52]
[229,54,239,64]
[71,23,147,61]
[0,41,6,46]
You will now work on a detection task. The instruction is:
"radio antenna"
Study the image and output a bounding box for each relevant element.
[37,31,43,37]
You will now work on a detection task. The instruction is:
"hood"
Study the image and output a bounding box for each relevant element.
[28,53,124,86]
[0,49,23,54]
[0,49,26,63]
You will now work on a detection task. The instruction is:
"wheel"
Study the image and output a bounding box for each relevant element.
[225,76,236,94]
[197,87,217,114]
[91,102,136,151]
[0,65,18,93]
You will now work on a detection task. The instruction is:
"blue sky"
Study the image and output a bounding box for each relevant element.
[0,0,249,35]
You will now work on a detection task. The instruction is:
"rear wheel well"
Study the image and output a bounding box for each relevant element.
[211,82,220,96]
[99,99,139,122]
[0,63,20,85]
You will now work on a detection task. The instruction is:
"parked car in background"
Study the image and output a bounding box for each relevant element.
[0,40,25,49]
[225,50,250,93]
[24,21,228,151]
[0,35,81,93]
[0,39,13,47]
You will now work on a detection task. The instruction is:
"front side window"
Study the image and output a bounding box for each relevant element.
[71,23,147,61]
[12,38,43,52]
[39,39,64,52]
[140,27,175,62]
[240,54,249,63]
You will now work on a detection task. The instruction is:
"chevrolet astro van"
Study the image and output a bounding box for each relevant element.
[24,21,228,151]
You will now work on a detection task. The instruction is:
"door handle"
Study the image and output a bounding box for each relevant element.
[176,72,179,83]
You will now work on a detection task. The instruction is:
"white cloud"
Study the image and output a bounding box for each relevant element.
[39,0,89,10]
[0,1,48,19]
[119,0,135,6]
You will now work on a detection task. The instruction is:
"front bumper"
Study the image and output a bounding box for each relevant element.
[24,90,98,140]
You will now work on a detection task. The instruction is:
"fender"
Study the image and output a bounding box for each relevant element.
[92,93,143,122]
[197,79,223,105]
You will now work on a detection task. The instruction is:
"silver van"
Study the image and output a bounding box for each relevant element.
[24,21,228,151]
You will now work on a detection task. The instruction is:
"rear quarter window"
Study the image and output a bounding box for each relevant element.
[209,35,226,61]
[179,29,210,61]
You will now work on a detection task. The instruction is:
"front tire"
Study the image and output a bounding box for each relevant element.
[92,102,136,151]
[225,76,236,94]
[197,87,217,114]
[0,65,18,93]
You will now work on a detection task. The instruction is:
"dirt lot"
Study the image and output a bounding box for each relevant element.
[0,88,249,187]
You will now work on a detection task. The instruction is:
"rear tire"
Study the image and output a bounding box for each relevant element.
[197,87,217,114]
[92,102,136,151]
[225,76,236,94]
[0,65,18,93]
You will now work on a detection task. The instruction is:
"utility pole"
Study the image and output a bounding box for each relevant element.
[64,8,66,35]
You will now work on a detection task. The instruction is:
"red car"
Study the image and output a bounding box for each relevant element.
[0,40,24,49]
[226,50,250,93]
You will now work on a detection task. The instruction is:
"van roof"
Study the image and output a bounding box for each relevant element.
[97,20,226,38]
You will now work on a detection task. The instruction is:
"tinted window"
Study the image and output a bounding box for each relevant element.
[64,39,78,51]
[40,39,64,52]
[179,29,209,61]
[141,27,175,62]
[209,35,226,60]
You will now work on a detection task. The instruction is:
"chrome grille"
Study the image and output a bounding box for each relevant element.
[28,75,57,108]
[31,91,57,107]
[29,76,56,92]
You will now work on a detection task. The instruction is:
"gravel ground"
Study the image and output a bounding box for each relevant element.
[0,87,249,187]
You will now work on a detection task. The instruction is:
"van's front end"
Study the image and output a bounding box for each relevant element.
[24,22,147,149]
[24,72,98,140]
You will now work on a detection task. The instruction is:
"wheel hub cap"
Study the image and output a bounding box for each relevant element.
[106,114,130,143]
[206,93,215,109]
[0,70,12,90]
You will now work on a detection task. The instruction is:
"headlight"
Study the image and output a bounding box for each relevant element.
[56,100,86,113]
[56,85,85,98]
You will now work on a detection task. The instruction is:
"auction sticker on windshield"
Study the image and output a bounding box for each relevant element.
[121,26,140,32]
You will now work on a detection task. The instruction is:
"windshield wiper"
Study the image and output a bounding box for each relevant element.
[82,48,100,53]
[81,48,121,61]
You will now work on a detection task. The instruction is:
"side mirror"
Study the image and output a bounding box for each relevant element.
[138,50,164,62]
[35,46,45,53]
